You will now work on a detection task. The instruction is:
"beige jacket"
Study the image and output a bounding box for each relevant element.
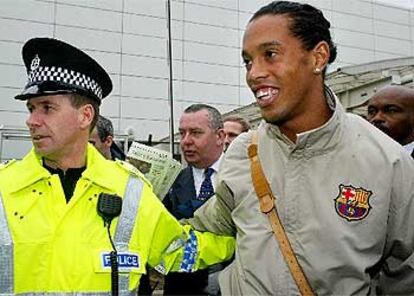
[188,88,414,295]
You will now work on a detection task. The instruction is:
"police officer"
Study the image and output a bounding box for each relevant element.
[0,38,234,294]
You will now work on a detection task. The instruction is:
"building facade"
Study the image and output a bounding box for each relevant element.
[0,0,413,160]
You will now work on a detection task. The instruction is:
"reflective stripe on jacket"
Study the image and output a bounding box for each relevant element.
[0,190,12,293]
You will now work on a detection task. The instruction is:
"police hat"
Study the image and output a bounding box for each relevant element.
[15,37,112,103]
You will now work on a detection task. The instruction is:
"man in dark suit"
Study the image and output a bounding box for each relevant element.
[163,104,226,295]
[368,85,414,157]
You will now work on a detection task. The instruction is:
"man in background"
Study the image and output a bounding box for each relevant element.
[89,115,125,160]
[163,103,226,295]
[367,85,414,157]
[223,115,251,151]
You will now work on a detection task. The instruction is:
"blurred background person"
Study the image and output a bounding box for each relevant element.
[223,115,251,151]
[367,85,414,156]
[89,114,125,160]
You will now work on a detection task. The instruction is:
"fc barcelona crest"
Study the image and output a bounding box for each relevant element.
[334,184,373,221]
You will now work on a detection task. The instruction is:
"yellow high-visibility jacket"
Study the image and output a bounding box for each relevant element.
[0,144,234,294]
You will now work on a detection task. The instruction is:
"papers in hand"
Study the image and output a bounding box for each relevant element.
[127,141,182,200]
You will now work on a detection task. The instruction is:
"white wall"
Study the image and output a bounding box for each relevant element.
[0,0,413,159]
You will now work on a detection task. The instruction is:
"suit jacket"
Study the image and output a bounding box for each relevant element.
[163,166,205,220]
[163,166,209,295]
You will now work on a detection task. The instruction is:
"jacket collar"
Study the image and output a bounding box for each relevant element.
[265,85,345,154]
[10,149,51,193]
[10,144,115,193]
[82,143,116,191]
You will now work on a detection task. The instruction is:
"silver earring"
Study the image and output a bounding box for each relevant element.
[314,68,321,74]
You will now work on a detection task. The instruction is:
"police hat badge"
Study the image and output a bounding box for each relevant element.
[15,37,112,103]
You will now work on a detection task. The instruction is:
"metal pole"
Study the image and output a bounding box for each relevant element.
[0,131,3,162]
[166,0,175,155]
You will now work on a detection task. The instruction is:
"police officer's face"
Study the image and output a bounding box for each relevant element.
[26,94,89,161]
[242,14,322,129]
[179,110,225,169]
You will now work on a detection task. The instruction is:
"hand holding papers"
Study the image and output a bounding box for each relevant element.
[127,142,182,200]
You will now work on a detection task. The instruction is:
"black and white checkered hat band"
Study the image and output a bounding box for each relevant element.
[28,66,103,99]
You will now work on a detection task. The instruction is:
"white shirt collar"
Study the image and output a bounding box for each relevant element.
[403,140,414,155]
[192,153,224,196]
[209,153,224,172]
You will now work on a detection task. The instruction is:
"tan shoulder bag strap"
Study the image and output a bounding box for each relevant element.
[248,131,315,296]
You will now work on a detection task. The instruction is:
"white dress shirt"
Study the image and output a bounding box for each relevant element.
[192,153,224,197]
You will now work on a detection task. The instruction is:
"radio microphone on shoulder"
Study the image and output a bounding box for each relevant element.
[97,193,122,227]
[97,193,123,296]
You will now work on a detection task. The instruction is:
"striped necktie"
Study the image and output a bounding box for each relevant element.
[197,167,215,201]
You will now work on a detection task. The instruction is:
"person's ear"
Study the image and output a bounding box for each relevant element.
[79,104,94,130]
[216,128,226,144]
[104,135,113,148]
[312,41,329,75]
